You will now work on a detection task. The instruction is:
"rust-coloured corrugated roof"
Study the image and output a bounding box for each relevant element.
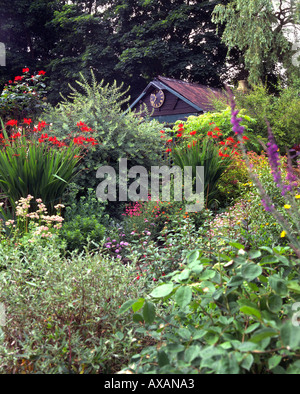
[156,76,226,112]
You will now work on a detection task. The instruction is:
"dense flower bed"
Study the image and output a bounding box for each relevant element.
[0,70,299,374]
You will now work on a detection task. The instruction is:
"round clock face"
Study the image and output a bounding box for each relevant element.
[150,89,165,108]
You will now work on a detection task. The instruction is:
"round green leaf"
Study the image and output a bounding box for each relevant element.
[241,263,262,281]
[268,355,282,370]
[269,276,288,296]
[150,283,174,298]
[175,286,192,309]
[267,294,282,313]
[240,306,262,320]
[133,313,144,323]
[142,300,156,324]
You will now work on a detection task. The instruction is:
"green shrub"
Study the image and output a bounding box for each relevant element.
[166,108,260,152]
[59,186,108,253]
[0,246,148,374]
[172,137,233,208]
[0,122,82,216]
[0,68,48,123]
[216,154,251,205]
[119,244,300,374]
[43,71,165,197]
[60,215,105,253]
[234,81,300,151]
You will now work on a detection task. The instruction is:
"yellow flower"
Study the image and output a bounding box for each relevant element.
[295,195,300,199]
[281,231,286,238]
[284,204,291,209]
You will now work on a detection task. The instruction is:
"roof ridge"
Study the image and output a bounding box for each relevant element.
[157,75,222,91]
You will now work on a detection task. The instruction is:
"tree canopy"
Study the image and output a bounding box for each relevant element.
[0,0,230,104]
[212,0,300,85]
[1,0,299,104]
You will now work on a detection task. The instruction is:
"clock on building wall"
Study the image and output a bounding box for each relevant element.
[150,89,165,108]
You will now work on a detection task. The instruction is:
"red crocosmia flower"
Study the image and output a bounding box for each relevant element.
[76,121,93,131]
[190,130,196,136]
[234,151,239,155]
[0,133,4,139]
[38,70,46,75]
[213,127,220,132]
[178,123,184,128]
[8,80,12,84]
[165,148,172,153]
[6,119,18,127]
[73,136,84,145]
[218,150,224,157]
[176,133,182,137]
[207,131,213,136]
[37,121,48,131]
[209,122,215,125]
[22,68,29,73]
[11,132,21,139]
[212,135,218,138]
[217,132,222,136]
[193,140,197,146]
[82,125,92,132]
[86,137,98,145]
[50,137,64,146]
[41,133,48,139]
[167,138,173,143]
[219,141,225,145]
[187,144,191,148]
[14,76,23,81]
[242,135,249,140]
[23,118,32,125]
[160,130,165,134]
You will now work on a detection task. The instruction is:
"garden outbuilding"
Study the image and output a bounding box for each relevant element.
[128,76,226,124]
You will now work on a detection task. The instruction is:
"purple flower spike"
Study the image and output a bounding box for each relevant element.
[261,198,275,213]
[266,123,282,189]
[227,86,245,135]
